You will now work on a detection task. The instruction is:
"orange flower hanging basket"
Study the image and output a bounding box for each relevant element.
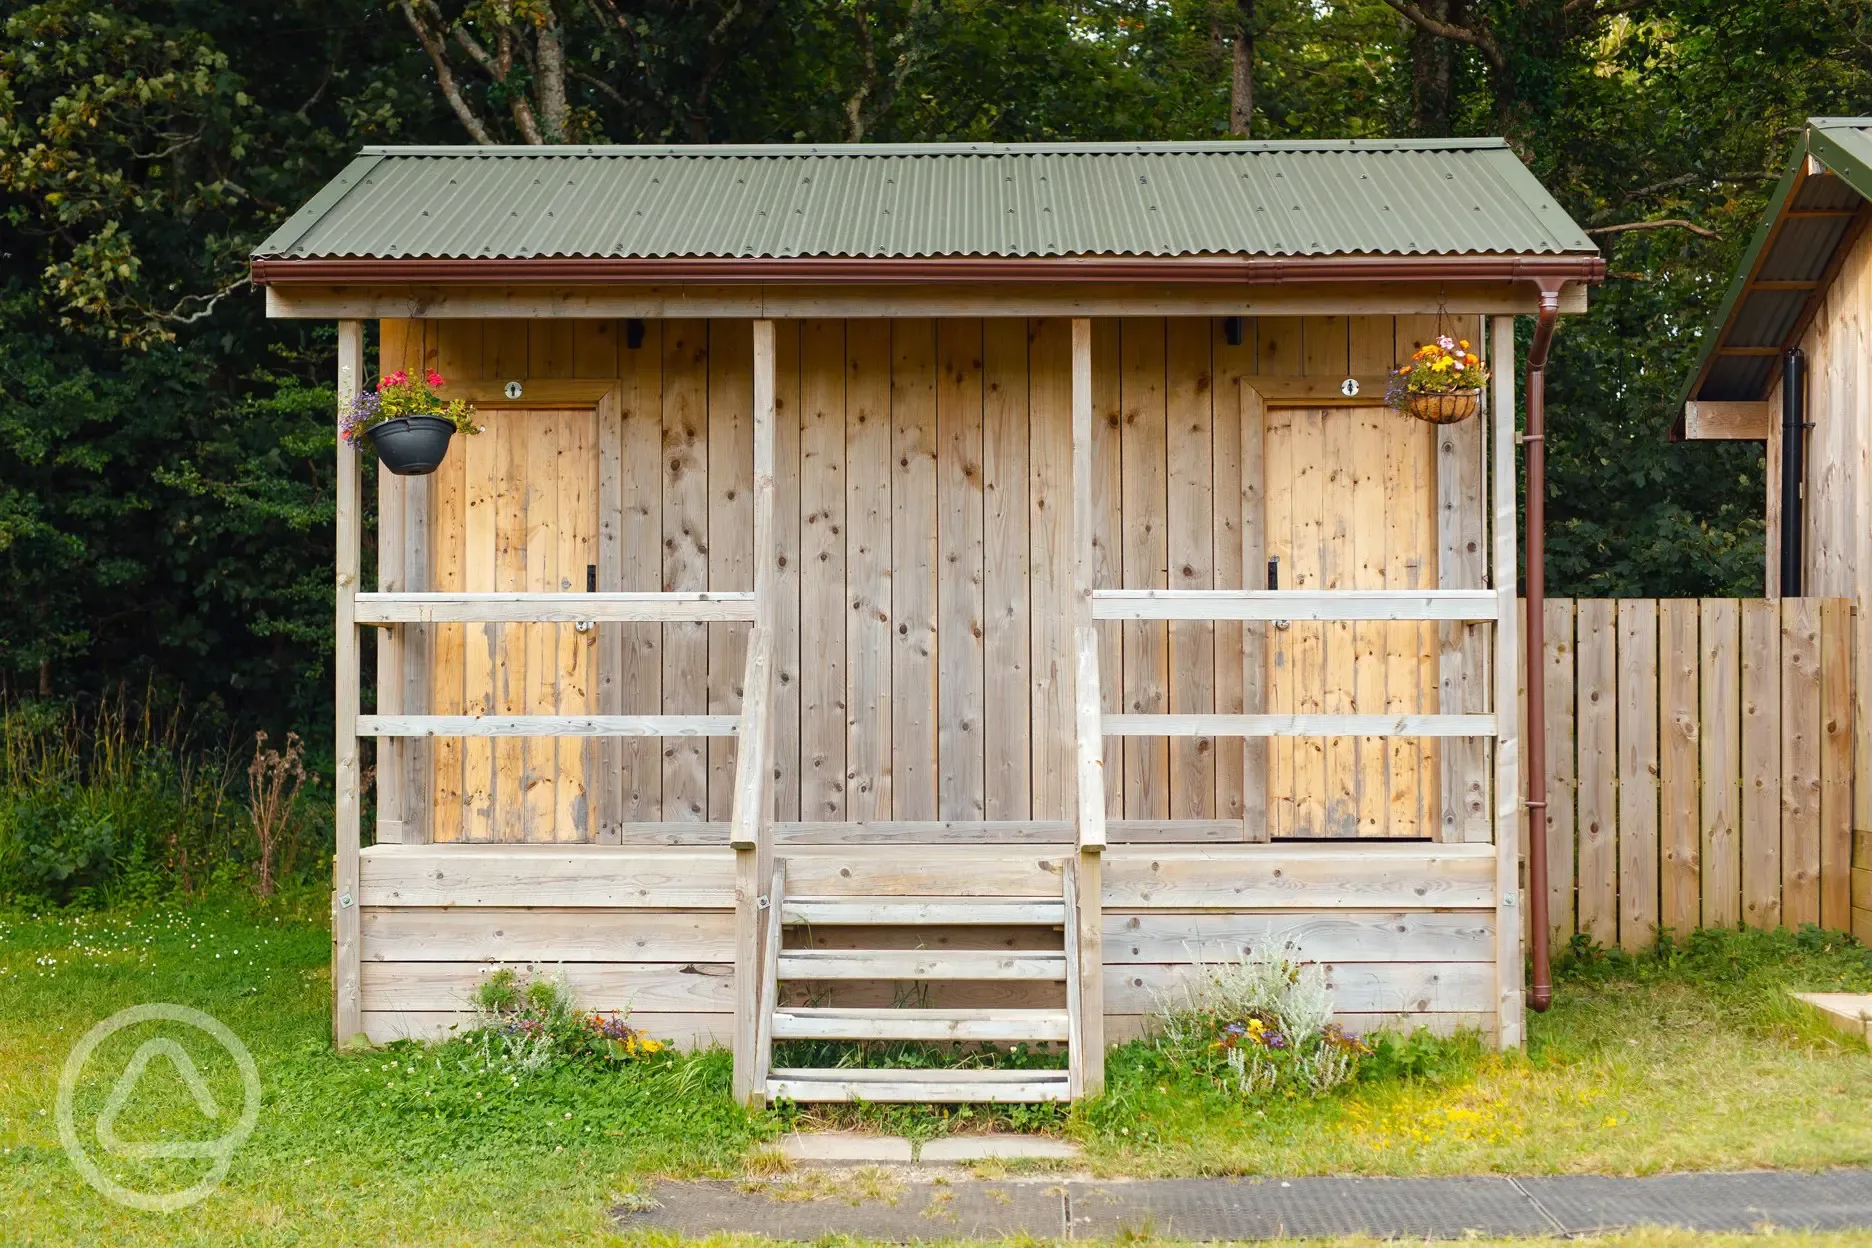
[1389,334,1489,425]
[1404,389,1482,425]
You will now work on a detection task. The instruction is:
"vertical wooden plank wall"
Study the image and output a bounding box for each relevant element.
[1534,595,1854,945]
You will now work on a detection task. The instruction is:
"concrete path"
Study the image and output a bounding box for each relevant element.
[619,1168,1872,1240]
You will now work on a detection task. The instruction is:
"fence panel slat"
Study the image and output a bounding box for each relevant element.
[1543,599,1577,945]
[1700,599,1742,929]
[1821,598,1854,932]
[1659,599,1702,937]
[1617,599,1660,951]
[1781,598,1822,928]
[1740,599,1782,929]
[1576,599,1618,947]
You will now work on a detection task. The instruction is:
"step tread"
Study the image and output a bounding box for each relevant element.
[774,948,1068,980]
[783,898,1067,925]
[767,1067,1070,1103]
[771,1006,1071,1042]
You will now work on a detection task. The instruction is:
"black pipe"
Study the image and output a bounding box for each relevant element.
[1781,348,1806,597]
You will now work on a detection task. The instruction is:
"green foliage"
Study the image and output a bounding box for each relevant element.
[1553,921,1872,1037]
[0,697,331,906]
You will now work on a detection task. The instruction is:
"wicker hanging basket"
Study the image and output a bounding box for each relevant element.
[1403,389,1482,425]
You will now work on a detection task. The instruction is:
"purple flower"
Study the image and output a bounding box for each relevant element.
[1263,1030,1288,1050]
[341,390,382,447]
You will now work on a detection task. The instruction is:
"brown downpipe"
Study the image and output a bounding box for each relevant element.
[1524,286,1561,1013]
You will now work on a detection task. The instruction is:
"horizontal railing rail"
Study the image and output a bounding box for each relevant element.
[355,591,757,623]
[1090,588,1497,621]
[1101,712,1497,738]
[357,714,740,737]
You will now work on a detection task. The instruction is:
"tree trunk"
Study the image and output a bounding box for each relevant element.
[1409,0,1454,136]
[1229,0,1255,137]
[537,8,569,142]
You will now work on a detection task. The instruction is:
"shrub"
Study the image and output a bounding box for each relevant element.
[1152,944,1370,1099]
[461,967,665,1077]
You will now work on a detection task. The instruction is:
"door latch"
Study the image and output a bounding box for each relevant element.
[575,563,597,633]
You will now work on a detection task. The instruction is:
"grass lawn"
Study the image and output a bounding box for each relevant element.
[3,898,1872,1246]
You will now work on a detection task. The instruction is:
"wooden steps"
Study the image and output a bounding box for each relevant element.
[755,870,1082,1104]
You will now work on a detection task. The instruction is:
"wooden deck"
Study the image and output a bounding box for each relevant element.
[354,839,1501,1049]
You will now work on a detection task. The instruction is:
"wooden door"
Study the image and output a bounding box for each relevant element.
[1264,404,1438,839]
[429,407,599,843]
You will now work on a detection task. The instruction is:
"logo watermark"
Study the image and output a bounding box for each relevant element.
[56,1004,261,1211]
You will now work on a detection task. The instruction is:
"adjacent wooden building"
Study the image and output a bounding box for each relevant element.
[255,140,1602,1102]
[1676,117,1872,942]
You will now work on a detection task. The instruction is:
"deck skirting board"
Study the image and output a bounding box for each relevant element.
[362,1010,734,1046]
[360,960,736,1012]
[1106,1011,1493,1044]
[358,845,736,908]
[1104,910,1495,963]
[361,907,737,962]
[1103,845,1495,908]
[1106,961,1495,1015]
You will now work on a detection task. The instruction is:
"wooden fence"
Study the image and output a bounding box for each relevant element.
[1529,597,1854,951]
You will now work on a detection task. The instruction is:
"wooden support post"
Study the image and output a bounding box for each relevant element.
[376,402,408,844]
[1438,323,1489,843]
[1488,315,1524,1049]
[334,319,365,1048]
[730,318,779,1105]
[1070,317,1106,1094]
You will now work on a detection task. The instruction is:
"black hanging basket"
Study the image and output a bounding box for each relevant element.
[366,415,456,476]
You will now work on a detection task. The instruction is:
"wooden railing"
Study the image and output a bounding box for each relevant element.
[1529,597,1855,948]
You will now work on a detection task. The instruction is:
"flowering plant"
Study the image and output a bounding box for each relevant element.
[464,967,665,1076]
[1153,944,1370,1099]
[1387,335,1490,404]
[341,369,481,448]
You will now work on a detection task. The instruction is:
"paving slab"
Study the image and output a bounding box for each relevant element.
[1793,991,1872,1044]
[920,1135,1083,1163]
[778,1132,914,1163]
[1524,1169,1872,1233]
[622,1177,1066,1240]
[1065,1176,1551,1241]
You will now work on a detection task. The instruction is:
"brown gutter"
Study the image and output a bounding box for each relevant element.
[1524,286,1561,1014]
[251,253,1605,287]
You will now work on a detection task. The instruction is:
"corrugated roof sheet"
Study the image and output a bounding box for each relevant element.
[1677,119,1872,416]
[254,140,1596,262]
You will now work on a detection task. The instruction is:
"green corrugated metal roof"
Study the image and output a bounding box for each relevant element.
[253,140,1597,262]
[1675,119,1872,419]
